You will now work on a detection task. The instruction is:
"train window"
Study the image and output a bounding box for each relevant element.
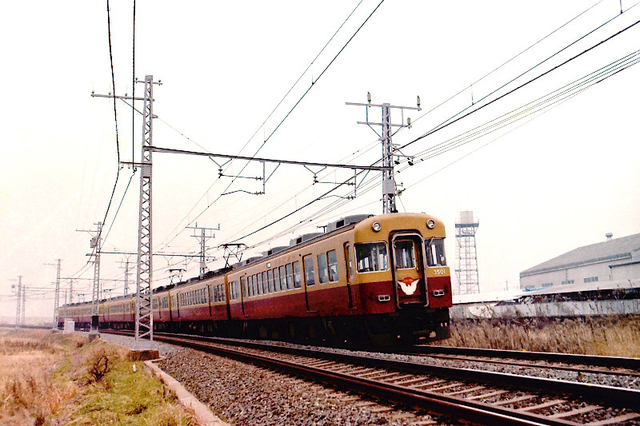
[278,266,287,291]
[394,240,416,269]
[256,273,263,295]
[273,267,281,292]
[262,271,268,294]
[303,256,316,286]
[292,262,302,288]
[285,264,294,289]
[327,250,339,282]
[355,242,389,272]
[425,238,446,267]
[317,253,328,284]
[250,275,256,296]
[241,277,246,298]
[267,269,274,293]
[346,244,354,279]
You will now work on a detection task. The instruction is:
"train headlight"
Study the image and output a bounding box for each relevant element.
[372,222,382,232]
[426,219,436,229]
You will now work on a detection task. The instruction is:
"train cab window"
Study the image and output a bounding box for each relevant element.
[303,256,315,286]
[317,253,328,284]
[327,250,339,282]
[355,242,389,273]
[394,240,416,269]
[425,238,446,267]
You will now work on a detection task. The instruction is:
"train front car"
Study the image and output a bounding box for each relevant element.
[352,213,452,344]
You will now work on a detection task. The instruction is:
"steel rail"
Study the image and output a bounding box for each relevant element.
[406,345,640,371]
[148,333,640,425]
[154,334,573,426]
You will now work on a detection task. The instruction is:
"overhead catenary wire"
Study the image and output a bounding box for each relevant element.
[405,49,640,166]
[76,2,640,289]
[157,0,387,252]
[220,47,640,256]
[210,2,640,254]
[399,14,640,152]
[409,0,607,129]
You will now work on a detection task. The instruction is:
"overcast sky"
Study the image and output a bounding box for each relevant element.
[1,0,639,321]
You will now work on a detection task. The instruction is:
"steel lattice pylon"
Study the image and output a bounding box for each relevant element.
[455,211,480,295]
[135,75,156,342]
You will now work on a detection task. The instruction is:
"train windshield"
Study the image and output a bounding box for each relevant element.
[425,238,446,267]
[355,242,389,273]
[394,240,416,269]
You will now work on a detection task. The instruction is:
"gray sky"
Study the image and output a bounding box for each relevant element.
[1,0,639,320]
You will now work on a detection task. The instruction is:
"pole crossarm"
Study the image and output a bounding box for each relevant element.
[148,146,389,172]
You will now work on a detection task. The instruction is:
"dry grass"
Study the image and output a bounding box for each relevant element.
[443,315,640,356]
[0,329,197,426]
[0,329,84,426]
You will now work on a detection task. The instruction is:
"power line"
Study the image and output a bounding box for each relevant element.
[158,0,387,252]
[400,15,640,152]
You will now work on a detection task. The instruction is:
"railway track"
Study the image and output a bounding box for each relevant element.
[136,332,640,425]
[395,345,640,379]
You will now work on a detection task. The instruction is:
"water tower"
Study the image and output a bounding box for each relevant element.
[455,211,480,295]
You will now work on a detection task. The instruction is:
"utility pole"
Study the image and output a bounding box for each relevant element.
[20,283,25,325]
[346,93,421,214]
[45,259,62,329]
[119,257,132,295]
[68,279,74,304]
[187,223,220,278]
[77,222,102,339]
[13,276,22,327]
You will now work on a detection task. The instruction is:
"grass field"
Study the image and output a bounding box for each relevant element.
[0,329,197,426]
[443,315,640,357]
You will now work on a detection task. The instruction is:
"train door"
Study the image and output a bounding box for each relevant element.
[391,233,427,307]
[302,254,319,312]
[344,243,355,309]
[240,276,247,317]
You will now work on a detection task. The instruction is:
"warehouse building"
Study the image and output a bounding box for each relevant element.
[520,233,640,291]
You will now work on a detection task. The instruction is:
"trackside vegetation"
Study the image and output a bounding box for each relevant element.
[0,329,197,426]
[441,315,640,357]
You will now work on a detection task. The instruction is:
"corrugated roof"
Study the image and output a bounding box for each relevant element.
[520,233,640,277]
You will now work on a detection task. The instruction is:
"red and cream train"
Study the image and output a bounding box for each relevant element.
[58,213,453,345]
